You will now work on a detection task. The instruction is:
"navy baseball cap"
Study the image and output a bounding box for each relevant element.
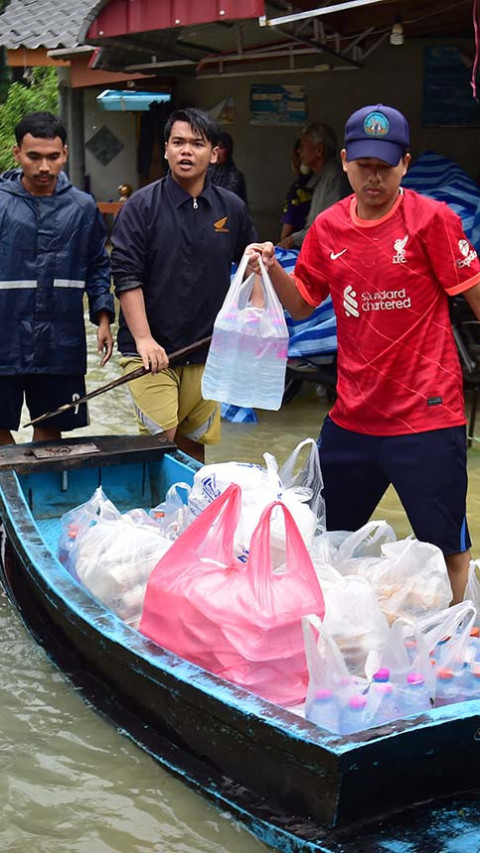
[344,104,410,166]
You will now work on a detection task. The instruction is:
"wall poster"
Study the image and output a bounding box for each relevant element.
[249,84,307,125]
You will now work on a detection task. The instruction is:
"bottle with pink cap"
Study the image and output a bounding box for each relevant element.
[365,667,402,726]
[338,694,368,735]
[305,688,340,733]
[402,672,431,716]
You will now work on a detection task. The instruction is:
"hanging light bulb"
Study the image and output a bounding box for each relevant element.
[390,19,404,46]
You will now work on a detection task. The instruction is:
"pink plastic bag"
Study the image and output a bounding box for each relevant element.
[139,483,325,705]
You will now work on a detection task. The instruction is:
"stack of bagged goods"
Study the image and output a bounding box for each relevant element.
[303,600,480,734]
[58,487,176,628]
[56,441,480,720]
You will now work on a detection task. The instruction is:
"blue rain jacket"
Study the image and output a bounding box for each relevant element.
[0,170,114,375]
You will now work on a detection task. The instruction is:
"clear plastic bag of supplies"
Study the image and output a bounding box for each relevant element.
[202,252,289,410]
[187,450,317,563]
[356,538,452,624]
[416,601,480,707]
[303,614,433,735]
[58,486,120,576]
[313,521,451,625]
[140,483,325,706]
[464,561,480,628]
[149,482,192,540]
[319,573,390,679]
[278,437,326,533]
[75,507,173,628]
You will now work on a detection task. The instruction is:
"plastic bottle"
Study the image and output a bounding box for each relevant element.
[338,694,368,735]
[58,523,79,575]
[365,668,402,726]
[401,673,431,716]
[305,688,340,733]
[202,308,288,411]
[455,663,480,702]
[434,667,460,707]
[433,637,450,668]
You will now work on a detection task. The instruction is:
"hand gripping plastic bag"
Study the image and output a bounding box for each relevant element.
[201,253,289,410]
[140,483,325,706]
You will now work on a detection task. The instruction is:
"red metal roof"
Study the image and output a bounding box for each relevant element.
[87,0,265,40]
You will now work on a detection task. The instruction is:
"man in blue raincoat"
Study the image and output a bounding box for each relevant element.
[0,111,115,445]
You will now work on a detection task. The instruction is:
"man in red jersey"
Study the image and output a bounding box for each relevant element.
[246,104,480,604]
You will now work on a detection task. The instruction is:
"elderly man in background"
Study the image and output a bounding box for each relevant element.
[278,122,350,249]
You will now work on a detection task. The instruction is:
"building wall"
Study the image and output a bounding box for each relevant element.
[83,87,138,202]
[174,36,480,240]
[77,36,479,240]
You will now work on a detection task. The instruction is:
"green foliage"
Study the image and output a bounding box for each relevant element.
[0,67,59,171]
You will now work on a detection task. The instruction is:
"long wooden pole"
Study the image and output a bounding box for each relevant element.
[24,336,212,427]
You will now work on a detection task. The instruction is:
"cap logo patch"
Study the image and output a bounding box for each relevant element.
[363,111,389,138]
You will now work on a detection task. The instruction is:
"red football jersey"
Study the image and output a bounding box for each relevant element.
[294,189,480,435]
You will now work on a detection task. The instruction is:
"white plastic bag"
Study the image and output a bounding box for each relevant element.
[278,437,326,533]
[321,575,390,679]
[57,486,120,576]
[202,253,289,410]
[76,511,173,628]
[357,539,452,624]
[150,481,192,540]
[187,451,318,562]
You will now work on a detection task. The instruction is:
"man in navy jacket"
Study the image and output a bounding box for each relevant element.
[111,108,256,462]
[0,111,114,445]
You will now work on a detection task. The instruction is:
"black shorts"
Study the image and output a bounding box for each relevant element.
[0,374,88,431]
[317,416,471,557]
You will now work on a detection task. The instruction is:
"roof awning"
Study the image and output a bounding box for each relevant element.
[96,89,171,110]
[80,1,475,79]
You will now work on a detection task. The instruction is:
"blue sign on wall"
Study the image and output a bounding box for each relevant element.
[250,84,307,125]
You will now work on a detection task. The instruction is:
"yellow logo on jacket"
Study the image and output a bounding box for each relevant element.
[214,216,229,233]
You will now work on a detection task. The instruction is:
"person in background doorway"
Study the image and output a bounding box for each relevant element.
[0,111,114,446]
[277,122,350,249]
[246,103,480,605]
[208,131,248,205]
[279,138,313,242]
[111,108,256,463]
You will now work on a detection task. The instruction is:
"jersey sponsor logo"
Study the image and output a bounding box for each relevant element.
[330,248,347,260]
[214,216,229,233]
[363,111,389,137]
[343,284,359,317]
[361,288,411,312]
[392,235,408,264]
[456,238,477,268]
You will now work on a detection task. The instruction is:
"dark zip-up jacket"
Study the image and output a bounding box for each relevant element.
[111,172,257,364]
[0,170,114,375]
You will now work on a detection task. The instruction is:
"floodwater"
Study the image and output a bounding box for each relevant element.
[3,321,480,852]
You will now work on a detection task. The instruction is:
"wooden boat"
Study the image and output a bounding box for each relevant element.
[0,434,479,853]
